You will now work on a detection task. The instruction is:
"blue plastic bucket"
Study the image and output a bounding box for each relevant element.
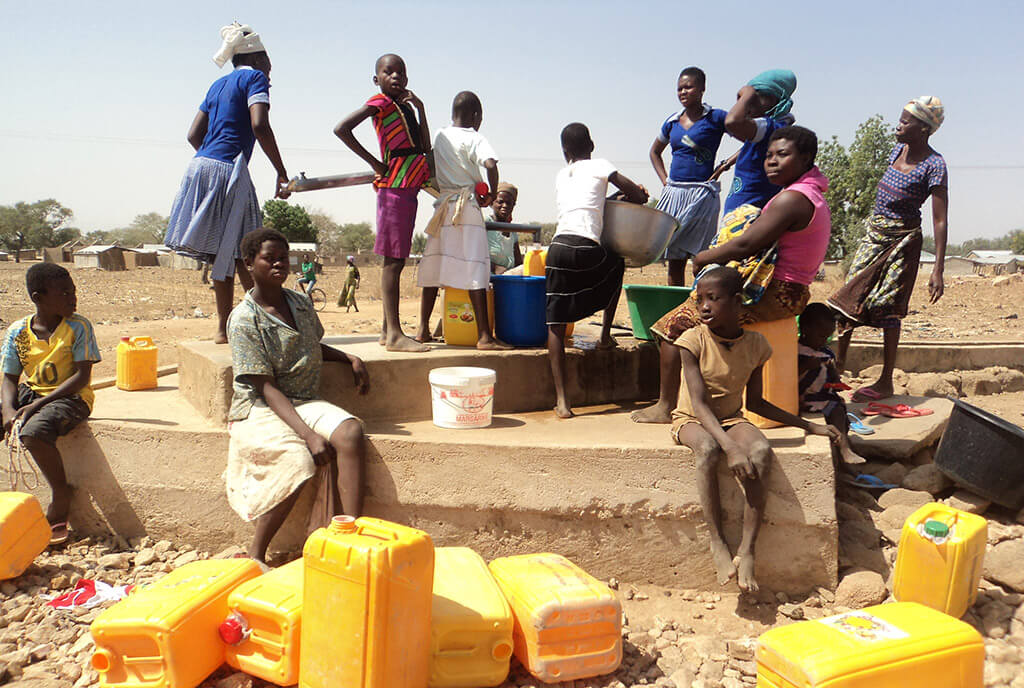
[491,274,547,347]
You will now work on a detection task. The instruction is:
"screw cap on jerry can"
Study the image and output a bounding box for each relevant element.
[329,515,357,534]
[218,612,250,645]
[924,520,950,538]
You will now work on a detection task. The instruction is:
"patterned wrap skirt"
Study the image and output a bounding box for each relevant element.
[545,234,625,325]
[827,215,923,332]
[165,154,262,281]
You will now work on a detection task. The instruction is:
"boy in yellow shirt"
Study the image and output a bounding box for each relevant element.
[2,264,100,545]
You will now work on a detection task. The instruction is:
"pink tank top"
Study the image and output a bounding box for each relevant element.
[770,166,831,285]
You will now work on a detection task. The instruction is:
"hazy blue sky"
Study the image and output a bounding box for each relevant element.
[3,0,1022,244]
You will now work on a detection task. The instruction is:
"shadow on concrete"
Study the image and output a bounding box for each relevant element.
[89,417,180,427]
[64,425,147,539]
[487,416,527,429]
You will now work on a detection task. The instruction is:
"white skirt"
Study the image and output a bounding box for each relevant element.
[417,211,491,291]
[224,399,357,522]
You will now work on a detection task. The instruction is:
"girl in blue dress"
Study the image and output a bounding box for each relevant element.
[649,67,730,286]
[165,23,291,344]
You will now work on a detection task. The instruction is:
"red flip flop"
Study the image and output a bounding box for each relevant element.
[852,386,888,401]
[863,402,934,418]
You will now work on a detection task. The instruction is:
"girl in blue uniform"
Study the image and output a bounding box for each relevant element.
[649,67,730,286]
[165,23,291,344]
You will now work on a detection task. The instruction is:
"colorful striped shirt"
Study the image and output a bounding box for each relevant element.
[365,93,430,190]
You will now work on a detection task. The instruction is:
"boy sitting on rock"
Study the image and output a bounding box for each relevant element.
[225,229,369,565]
[2,263,101,545]
[670,266,837,592]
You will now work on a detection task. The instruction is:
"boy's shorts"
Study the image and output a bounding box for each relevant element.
[14,384,90,446]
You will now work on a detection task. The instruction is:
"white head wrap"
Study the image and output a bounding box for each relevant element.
[213,22,266,68]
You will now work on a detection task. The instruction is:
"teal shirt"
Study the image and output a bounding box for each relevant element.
[301,261,316,281]
[227,289,325,421]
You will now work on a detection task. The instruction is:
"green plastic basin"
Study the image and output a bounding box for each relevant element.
[623,284,693,340]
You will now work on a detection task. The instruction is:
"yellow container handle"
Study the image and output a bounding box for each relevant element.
[130,336,155,348]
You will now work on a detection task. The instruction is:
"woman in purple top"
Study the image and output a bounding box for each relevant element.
[828,97,948,401]
[165,23,290,344]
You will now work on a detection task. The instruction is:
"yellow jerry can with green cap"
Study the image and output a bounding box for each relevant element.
[892,502,988,618]
[755,602,984,687]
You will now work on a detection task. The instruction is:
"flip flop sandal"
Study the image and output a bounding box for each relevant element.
[48,522,70,546]
[863,402,935,419]
[840,473,896,492]
[852,386,889,402]
[846,413,875,435]
[825,382,852,391]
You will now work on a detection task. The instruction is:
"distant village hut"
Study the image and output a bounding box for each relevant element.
[124,248,160,269]
[289,242,320,272]
[967,250,1023,276]
[942,256,977,277]
[73,245,126,271]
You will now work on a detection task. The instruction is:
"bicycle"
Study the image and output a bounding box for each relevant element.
[296,277,327,312]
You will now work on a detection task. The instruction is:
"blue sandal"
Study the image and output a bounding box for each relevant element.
[847,412,875,435]
[840,473,895,491]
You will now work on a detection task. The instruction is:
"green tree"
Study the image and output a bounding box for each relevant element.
[1012,230,1024,255]
[339,222,375,252]
[817,115,895,259]
[262,200,317,243]
[411,232,427,255]
[0,199,75,260]
[106,212,170,246]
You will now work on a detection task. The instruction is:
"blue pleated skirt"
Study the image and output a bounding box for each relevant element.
[658,180,721,260]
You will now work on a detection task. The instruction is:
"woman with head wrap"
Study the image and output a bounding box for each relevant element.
[165,23,291,344]
[487,181,523,273]
[720,69,798,216]
[828,97,948,401]
[337,256,361,312]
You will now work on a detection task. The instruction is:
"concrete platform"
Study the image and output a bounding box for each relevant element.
[23,378,836,594]
[844,339,1024,375]
[847,396,954,461]
[179,335,659,425]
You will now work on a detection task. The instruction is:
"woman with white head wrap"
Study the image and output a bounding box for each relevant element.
[165,22,290,344]
[829,96,949,402]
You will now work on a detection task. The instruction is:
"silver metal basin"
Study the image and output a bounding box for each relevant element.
[601,200,679,267]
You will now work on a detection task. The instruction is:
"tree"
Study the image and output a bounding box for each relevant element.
[411,232,427,255]
[262,200,317,243]
[817,115,895,258]
[0,199,75,261]
[1012,230,1024,255]
[339,222,374,252]
[104,212,170,246]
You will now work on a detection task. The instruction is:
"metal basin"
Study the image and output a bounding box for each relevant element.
[601,200,679,267]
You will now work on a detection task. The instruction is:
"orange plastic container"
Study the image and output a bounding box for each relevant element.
[430,547,513,687]
[222,558,304,686]
[488,553,621,683]
[116,336,158,391]
[744,317,799,429]
[755,602,984,687]
[300,515,434,688]
[0,492,51,580]
[90,558,262,688]
[442,287,495,347]
[893,502,988,618]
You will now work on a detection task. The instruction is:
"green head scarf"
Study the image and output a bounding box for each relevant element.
[747,69,797,119]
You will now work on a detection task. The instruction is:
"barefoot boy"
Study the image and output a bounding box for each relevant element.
[2,264,100,545]
[225,229,369,564]
[547,123,648,417]
[671,266,838,591]
[417,91,506,350]
[334,53,430,352]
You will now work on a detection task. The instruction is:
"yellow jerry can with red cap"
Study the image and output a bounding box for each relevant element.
[755,602,984,687]
[222,558,303,686]
[892,502,988,618]
[90,558,262,688]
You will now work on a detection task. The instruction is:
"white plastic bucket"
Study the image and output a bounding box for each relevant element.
[428,367,496,429]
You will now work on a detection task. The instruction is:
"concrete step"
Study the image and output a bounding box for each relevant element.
[24,379,837,594]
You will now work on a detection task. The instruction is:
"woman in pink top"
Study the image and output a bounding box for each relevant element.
[634,126,831,424]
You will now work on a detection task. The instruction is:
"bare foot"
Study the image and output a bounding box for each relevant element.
[711,540,737,585]
[596,336,619,351]
[631,401,674,424]
[477,337,512,351]
[386,334,431,353]
[853,380,894,402]
[841,446,868,465]
[213,331,228,345]
[554,402,575,419]
[414,328,434,344]
[46,484,73,525]
[734,553,758,593]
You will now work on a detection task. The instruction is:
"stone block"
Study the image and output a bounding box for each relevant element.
[847,396,952,461]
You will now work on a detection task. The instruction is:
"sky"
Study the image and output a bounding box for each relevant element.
[2,0,1023,245]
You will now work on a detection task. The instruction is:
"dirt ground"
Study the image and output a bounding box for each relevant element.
[1,260,1022,379]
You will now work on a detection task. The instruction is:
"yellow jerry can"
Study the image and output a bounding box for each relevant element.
[0,491,51,581]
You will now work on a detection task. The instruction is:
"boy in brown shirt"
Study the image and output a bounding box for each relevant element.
[672,267,838,593]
